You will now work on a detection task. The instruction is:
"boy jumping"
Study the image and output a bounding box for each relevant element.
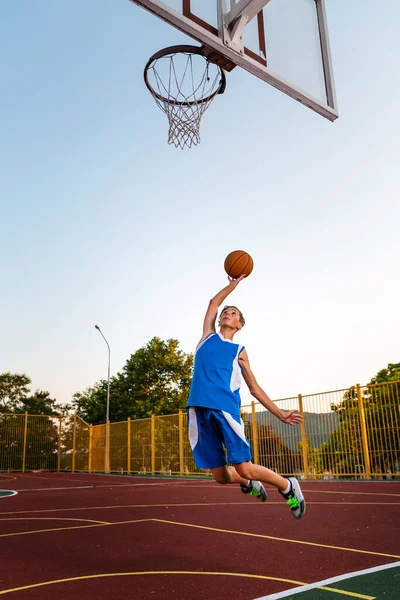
[186,275,306,519]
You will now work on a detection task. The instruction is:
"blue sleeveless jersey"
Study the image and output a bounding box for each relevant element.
[186,333,245,415]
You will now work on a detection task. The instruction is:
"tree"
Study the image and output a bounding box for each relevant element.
[319,386,362,475]
[72,382,109,425]
[0,372,63,416]
[0,378,61,471]
[321,363,400,477]
[73,337,194,424]
[364,363,400,475]
[370,363,400,385]
[20,390,59,416]
[0,372,31,412]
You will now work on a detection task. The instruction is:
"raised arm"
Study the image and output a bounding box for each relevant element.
[239,349,303,426]
[199,275,246,344]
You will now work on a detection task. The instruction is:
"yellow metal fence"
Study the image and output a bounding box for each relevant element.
[1,381,399,479]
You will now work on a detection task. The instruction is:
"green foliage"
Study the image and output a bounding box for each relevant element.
[72,383,108,426]
[320,363,400,476]
[19,390,59,416]
[0,372,61,416]
[364,364,400,473]
[370,363,400,384]
[0,412,60,472]
[0,373,63,471]
[0,372,31,412]
[73,337,193,424]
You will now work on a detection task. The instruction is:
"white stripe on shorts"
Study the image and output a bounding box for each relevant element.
[188,407,198,450]
[222,411,249,446]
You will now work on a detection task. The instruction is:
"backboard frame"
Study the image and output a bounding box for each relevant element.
[129,0,338,121]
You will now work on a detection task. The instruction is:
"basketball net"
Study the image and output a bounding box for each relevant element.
[144,46,226,149]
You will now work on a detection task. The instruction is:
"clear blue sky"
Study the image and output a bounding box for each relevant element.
[1,0,399,411]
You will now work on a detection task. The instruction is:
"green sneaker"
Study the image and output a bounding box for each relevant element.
[279,477,306,519]
[240,480,267,502]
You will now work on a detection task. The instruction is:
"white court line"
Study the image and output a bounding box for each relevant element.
[15,482,189,492]
[17,486,94,492]
[96,482,188,488]
[253,561,400,599]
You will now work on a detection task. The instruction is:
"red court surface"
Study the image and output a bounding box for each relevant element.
[1,473,399,599]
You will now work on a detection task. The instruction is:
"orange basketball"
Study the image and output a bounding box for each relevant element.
[224,250,254,279]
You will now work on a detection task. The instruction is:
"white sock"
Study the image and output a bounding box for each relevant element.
[282,481,291,495]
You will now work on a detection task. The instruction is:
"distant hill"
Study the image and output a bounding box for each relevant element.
[244,411,339,451]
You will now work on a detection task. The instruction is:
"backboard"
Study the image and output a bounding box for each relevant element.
[129,0,338,121]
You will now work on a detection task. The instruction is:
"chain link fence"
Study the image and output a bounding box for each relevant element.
[1,381,399,479]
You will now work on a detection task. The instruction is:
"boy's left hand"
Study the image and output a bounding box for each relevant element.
[227,273,246,288]
[281,410,303,426]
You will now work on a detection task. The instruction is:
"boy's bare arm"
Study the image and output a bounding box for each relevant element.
[239,350,303,426]
[200,275,246,342]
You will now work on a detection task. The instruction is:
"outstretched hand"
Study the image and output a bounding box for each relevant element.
[281,410,303,426]
[228,274,246,288]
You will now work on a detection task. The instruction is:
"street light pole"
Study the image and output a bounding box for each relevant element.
[95,324,111,473]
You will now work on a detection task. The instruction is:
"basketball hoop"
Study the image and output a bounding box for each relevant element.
[144,45,228,149]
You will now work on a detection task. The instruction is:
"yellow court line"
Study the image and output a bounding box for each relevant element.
[0,571,375,599]
[152,519,400,560]
[302,489,400,498]
[320,586,375,599]
[0,502,233,516]
[1,515,398,561]
[0,517,110,524]
[258,501,394,504]
[17,474,94,480]
[7,477,400,497]
[0,518,152,539]
[1,500,399,517]
[144,484,400,499]
[0,503,224,516]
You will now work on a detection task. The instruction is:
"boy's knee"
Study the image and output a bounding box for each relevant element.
[234,462,253,480]
[214,474,229,485]
[212,466,232,485]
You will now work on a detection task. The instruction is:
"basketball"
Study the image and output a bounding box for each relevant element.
[224,250,254,279]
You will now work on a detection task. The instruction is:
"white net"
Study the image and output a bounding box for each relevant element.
[145,47,225,149]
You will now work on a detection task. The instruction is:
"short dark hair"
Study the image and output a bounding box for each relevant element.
[220,305,245,326]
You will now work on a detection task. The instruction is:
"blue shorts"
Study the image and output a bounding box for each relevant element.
[188,407,252,469]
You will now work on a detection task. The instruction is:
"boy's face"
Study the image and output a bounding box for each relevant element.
[219,307,243,331]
